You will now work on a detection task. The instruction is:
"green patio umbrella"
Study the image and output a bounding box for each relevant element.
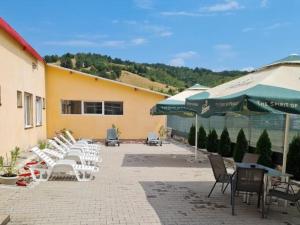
[151,84,209,159]
[186,54,300,172]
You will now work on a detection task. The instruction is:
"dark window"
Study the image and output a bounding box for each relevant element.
[104,101,123,115]
[84,102,102,114]
[61,100,82,114]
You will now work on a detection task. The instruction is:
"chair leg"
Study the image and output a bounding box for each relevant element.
[261,192,265,218]
[257,193,261,208]
[221,182,224,192]
[222,182,230,194]
[296,201,300,212]
[208,181,218,198]
[232,190,235,215]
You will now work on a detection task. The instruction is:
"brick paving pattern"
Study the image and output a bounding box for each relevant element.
[0,142,299,225]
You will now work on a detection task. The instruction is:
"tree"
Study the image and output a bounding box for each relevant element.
[219,128,232,157]
[197,126,207,149]
[60,57,73,69]
[188,124,195,146]
[255,129,273,167]
[287,136,300,180]
[207,129,218,152]
[233,129,248,162]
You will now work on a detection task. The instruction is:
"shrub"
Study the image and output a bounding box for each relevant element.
[197,126,207,149]
[207,129,218,152]
[233,129,248,162]
[219,128,232,157]
[287,136,300,180]
[255,129,273,167]
[188,124,195,146]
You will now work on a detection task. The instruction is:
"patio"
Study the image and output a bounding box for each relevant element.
[0,142,299,225]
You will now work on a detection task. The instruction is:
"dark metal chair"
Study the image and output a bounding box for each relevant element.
[268,181,300,213]
[242,153,259,163]
[208,154,232,198]
[231,167,266,217]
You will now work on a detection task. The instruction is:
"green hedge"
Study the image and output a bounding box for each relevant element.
[287,136,300,180]
[198,126,207,149]
[255,129,273,167]
[188,124,195,146]
[219,128,232,157]
[207,129,218,152]
[233,129,248,162]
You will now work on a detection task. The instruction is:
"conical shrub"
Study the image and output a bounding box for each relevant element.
[219,128,232,157]
[188,124,195,146]
[198,126,207,149]
[287,136,300,180]
[233,129,248,162]
[207,129,218,152]
[255,129,273,167]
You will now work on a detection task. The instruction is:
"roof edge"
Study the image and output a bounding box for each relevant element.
[46,64,170,97]
[0,17,44,63]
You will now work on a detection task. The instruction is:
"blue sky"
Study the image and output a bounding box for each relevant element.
[1,0,299,71]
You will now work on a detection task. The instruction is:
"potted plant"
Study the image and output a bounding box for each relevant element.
[0,147,20,185]
[158,125,167,141]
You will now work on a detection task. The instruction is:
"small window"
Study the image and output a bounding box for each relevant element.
[36,96,42,126]
[24,92,33,128]
[84,102,103,114]
[104,101,123,115]
[61,100,82,114]
[17,91,22,108]
[42,98,46,109]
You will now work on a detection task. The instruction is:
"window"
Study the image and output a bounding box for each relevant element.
[36,96,42,126]
[24,92,33,128]
[84,102,102,114]
[104,101,123,115]
[17,91,22,108]
[42,98,46,109]
[61,100,82,114]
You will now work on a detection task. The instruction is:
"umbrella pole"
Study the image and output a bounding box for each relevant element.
[195,114,198,160]
[282,113,290,173]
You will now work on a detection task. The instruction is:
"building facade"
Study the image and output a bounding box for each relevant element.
[0,18,166,155]
[0,18,46,155]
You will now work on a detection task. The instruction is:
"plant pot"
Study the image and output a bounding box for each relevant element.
[0,175,18,185]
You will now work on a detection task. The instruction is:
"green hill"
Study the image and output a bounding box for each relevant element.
[44,53,249,94]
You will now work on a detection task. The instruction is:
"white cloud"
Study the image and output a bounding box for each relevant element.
[265,22,290,30]
[260,0,268,8]
[242,27,255,32]
[169,51,198,67]
[160,11,204,17]
[201,1,243,12]
[44,40,98,47]
[134,0,153,9]
[143,24,173,37]
[241,66,255,72]
[101,40,126,48]
[214,44,236,61]
[131,38,147,45]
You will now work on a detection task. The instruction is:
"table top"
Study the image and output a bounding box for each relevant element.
[236,163,292,178]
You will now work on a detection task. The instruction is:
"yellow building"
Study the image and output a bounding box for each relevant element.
[0,18,166,155]
[0,18,46,155]
[46,65,167,140]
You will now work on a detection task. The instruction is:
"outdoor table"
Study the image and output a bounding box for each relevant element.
[235,163,293,207]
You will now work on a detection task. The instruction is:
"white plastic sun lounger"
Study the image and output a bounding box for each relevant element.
[30,147,98,181]
[54,137,99,156]
[62,131,100,151]
[46,141,101,167]
[59,134,100,152]
[65,130,93,145]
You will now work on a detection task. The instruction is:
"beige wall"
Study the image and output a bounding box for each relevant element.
[0,29,46,155]
[46,65,166,139]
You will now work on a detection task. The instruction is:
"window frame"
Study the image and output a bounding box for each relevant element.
[24,92,33,128]
[83,101,104,115]
[36,96,43,126]
[104,101,124,116]
[17,91,22,108]
[61,100,83,115]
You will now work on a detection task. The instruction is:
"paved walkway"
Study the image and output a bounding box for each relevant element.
[0,142,299,225]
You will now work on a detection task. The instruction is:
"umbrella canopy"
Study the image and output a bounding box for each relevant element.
[151,84,208,116]
[186,55,300,117]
